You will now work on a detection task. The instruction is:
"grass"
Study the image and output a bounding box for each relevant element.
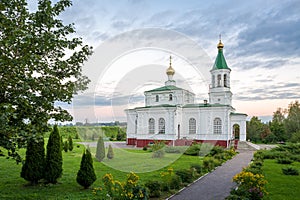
[0,143,202,199]
[263,159,300,200]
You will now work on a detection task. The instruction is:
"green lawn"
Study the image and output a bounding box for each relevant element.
[263,159,300,200]
[0,143,202,199]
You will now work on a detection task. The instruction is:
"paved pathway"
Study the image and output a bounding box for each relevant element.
[169,151,254,200]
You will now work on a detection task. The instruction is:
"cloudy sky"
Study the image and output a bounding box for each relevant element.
[39,0,300,123]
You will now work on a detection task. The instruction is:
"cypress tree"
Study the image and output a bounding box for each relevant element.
[107,144,114,159]
[68,136,73,151]
[76,148,97,189]
[63,141,68,152]
[44,125,63,184]
[21,136,45,185]
[60,136,63,151]
[95,136,105,161]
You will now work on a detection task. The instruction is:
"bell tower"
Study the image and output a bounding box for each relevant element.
[209,37,232,105]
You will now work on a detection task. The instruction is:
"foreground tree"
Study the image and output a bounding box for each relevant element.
[0,0,92,160]
[76,148,96,189]
[20,136,45,184]
[284,101,300,139]
[44,125,62,183]
[95,136,105,161]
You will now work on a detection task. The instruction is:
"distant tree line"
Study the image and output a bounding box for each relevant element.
[247,101,300,143]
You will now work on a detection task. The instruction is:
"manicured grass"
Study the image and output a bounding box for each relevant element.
[0,143,202,199]
[263,159,300,200]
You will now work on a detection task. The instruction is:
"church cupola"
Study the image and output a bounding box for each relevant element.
[165,56,176,86]
[209,37,232,105]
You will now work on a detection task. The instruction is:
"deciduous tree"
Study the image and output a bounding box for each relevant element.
[0,0,92,160]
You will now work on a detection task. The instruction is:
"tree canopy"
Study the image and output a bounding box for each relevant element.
[0,0,92,159]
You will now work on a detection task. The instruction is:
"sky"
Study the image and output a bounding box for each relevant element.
[32,0,300,123]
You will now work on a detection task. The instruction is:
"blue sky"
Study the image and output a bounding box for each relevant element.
[38,0,300,123]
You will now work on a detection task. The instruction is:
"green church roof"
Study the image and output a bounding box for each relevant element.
[145,85,183,92]
[212,40,231,71]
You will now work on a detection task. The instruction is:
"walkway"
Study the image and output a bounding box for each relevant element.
[169,151,254,200]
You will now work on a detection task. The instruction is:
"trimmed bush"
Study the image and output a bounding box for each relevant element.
[107,144,114,159]
[63,141,68,152]
[21,136,45,184]
[44,125,63,184]
[142,146,148,151]
[77,148,97,188]
[95,136,105,161]
[165,146,186,154]
[145,180,162,198]
[282,167,299,175]
[68,136,73,151]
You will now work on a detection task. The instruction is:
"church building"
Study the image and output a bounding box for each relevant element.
[125,40,247,148]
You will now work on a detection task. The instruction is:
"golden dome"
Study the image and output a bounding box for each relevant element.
[217,40,224,49]
[166,56,175,75]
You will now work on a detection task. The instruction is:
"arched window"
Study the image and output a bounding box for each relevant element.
[169,94,173,101]
[217,74,221,87]
[149,118,155,134]
[213,118,222,134]
[189,118,196,134]
[224,74,227,87]
[158,118,165,134]
[212,75,215,87]
[155,95,159,102]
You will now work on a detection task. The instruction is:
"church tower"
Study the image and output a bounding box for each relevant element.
[209,38,232,105]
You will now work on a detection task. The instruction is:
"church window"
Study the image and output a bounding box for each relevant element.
[212,75,215,87]
[155,95,159,102]
[224,74,227,87]
[169,94,173,101]
[149,118,155,134]
[158,118,165,134]
[189,118,196,134]
[213,118,222,134]
[217,74,221,87]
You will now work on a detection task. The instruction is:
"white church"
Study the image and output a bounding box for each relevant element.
[125,40,247,148]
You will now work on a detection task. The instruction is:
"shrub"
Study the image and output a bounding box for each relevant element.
[68,136,73,151]
[203,157,220,171]
[184,144,200,156]
[282,167,299,175]
[164,146,183,154]
[95,136,105,161]
[107,144,114,159]
[63,141,68,152]
[175,169,194,184]
[190,163,203,174]
[198,143,214,156]
[209,145,225,156]
[44,125,63,184]
[145,180,162,198]
[95,172,148,199]
[76,148,97,188]
[151,141,165,158]
[277,157,293,164]
[21,136,45,185]
[142,146,148,151]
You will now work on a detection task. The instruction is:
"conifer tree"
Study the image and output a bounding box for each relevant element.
[95,136,105,161]
[107,144,114,159]
[60,136,64,151]
[63,141,68,152]
[68,136,73,151]
[21,136,45,184]
[76,148,97,189]
[44,125,63,183]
